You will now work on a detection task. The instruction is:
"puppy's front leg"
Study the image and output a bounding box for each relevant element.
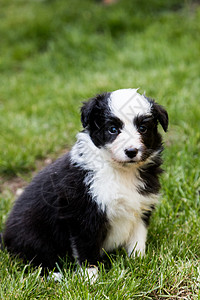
[69,234,102,284]
[49,255,99,284]
[125,220,147,257]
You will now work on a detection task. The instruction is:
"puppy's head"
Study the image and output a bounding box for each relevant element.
[81,89,168,166]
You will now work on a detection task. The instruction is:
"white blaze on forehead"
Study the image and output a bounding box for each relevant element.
[109,89,152,122]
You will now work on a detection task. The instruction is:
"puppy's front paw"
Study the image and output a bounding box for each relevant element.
[48,272,63,282]
[130,246,145,258]
[127,242,146,258]
[80,266,98,284]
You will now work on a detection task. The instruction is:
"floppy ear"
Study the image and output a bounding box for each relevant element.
[81,93,109,128]
[81,97,97,128]
[153,103,169,132]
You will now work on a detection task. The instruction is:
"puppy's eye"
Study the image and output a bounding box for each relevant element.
[138,125,147,134]
[108,126,119,134]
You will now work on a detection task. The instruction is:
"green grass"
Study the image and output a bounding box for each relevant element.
[0,0,200,298]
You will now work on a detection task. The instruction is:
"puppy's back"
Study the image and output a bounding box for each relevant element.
[3,153,75,268]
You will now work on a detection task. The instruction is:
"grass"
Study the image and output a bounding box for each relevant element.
[0,0,200,298]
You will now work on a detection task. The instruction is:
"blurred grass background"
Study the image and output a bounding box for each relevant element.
[0,0,200,299]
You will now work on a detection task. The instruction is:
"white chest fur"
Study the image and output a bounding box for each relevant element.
[86,163,158,253]
[71,133,158,255]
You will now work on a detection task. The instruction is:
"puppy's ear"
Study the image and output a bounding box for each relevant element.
[81,93,109,128]
[81,97,98,128]
[153,103,169,132]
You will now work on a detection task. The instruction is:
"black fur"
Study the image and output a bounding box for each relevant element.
[133,99,168,196]
[3,153,108,269]
[146,97,168,133]
[134,99,168,223]
[141,205,155,227]
[138,157,164,196]
[81,93,111,128]
[81,92,123,147]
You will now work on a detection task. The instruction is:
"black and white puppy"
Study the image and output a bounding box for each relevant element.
[2,88,168,280]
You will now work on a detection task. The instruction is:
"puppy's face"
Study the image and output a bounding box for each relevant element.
[81,89,168,166]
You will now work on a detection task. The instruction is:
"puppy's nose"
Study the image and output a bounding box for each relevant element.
[125,148,138,159]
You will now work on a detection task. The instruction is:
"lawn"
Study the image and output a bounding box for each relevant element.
[0,0,200,298]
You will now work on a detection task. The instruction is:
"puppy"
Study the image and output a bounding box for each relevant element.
[2,88,168,279]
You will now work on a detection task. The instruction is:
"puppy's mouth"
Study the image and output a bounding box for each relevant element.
[126,160,137,164]
[111,157,141,165]
[123,158,142,165]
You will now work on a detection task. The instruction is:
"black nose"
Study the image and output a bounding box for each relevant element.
[125,148,138,159]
